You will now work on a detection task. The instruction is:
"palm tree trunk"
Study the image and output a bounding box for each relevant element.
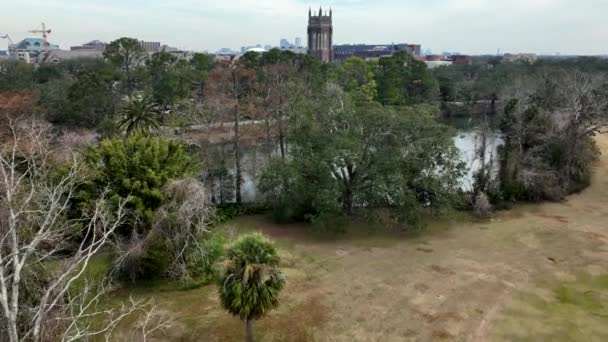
[245,319,254,342]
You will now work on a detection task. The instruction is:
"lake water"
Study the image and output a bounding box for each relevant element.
[208,117,503,203]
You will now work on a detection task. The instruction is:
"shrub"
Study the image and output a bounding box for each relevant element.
[117,232,170,282]
[185,234,226,282]
[473,192,493,218]
[309,212,348,235]
[84,133,197,232]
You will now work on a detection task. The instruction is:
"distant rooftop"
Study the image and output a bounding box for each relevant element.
[14,38,59,51]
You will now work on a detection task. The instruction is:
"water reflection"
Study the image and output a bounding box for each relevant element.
[207,117,503,203]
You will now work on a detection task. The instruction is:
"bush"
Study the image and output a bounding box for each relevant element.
[473,192,493,218]
[309,212,349,235]
[117,232,170,282]
[185,234,226,282]
[84,133,197,232]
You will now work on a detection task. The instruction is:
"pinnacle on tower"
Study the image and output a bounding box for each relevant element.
[319,6,323,16]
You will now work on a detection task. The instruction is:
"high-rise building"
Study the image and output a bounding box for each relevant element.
[307,7,333,63]
[139,41,161,52]
[333,43,422,63]
[70,40,107,51]
[295,37,302,48]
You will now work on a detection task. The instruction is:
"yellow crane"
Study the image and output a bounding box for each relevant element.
[29,22,52,49]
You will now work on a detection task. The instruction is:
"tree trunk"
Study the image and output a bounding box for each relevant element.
[344,187,353,216]
[245,319,254,342]
[234,103,242,204]
[278,114,286,159]
[265,114,272,162]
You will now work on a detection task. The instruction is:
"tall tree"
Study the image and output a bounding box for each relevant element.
[209,63,256,204]
[218,234,285,342]
[259,86,463,224]
[375,51,438,105]
[103,37,145,94]
[190,53,215,102]
[146,51,179,108]
[337,56,377,102]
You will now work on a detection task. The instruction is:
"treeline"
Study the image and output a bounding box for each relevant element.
[432,57,608,206]
[0,37,454,340]
[1,37,607,340]
[1,39,607,214]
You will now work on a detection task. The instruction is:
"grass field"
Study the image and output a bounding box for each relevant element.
[108,135,608,341]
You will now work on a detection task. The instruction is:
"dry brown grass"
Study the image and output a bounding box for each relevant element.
[108,134,608,341]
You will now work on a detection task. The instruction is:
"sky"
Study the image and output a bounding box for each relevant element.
[1,0,607,55]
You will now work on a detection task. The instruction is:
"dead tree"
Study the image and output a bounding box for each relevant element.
[0,118,170,341]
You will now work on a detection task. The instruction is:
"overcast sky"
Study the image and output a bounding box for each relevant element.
[2,0,607,55]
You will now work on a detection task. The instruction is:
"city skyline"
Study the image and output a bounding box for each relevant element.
[2,0,607,55]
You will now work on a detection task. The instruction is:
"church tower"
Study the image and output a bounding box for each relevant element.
[307,7,333,63]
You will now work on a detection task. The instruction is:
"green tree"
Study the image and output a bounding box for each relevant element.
[218,234,285,342]
[103,37,145,94]
[375,51,438,105]
[259,86,463,225]
[146,51,181,108]
[337,56,377,102]
[190,53,215,101]
[0,60,34,91]
[61,60,117,128]
[85,134,197,229]
[117,96,161,135]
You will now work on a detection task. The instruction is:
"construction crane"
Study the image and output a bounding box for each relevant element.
[1,34,14,46]
[1,34,15,56]
[29,22,52,49]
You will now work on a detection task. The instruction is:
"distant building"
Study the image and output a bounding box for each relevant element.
[140,41,161,52]
[295,37,302,48]
[280,39,293,49]
[246,47,266,53]
[36,50,104,64]
[425,54,444,61]
[216,48,239,57]
[307,7,333,63]
[11,38,59,53]
[70,40,107,51]
[450,55,473,65]
[334,43,421,63]
[425,60,452,69]
[423,55,453,68]
[8,38,59,62]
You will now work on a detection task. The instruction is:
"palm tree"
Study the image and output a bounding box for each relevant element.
[218,234,285,342]
[117,96,161,135]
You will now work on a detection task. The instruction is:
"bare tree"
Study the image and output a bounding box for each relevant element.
[499,70,608,200]
[208,62,256,204]
[0,118,167,341]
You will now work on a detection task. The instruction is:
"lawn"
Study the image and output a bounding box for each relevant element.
[104,135,608,341]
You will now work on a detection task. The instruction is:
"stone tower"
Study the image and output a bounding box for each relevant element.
[307,7,333,63]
